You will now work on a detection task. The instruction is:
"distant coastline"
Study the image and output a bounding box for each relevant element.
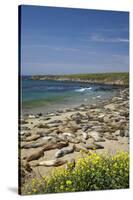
[29,72,129,86]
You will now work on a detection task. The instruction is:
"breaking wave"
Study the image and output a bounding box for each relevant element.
[75,87,92,92]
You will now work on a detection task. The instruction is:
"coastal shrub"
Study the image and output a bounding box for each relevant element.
[22,152,129,195]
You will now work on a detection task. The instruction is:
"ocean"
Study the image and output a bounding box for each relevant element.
[21,76,118,115]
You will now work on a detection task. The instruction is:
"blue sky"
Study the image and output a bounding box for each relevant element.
[20,5,129,75]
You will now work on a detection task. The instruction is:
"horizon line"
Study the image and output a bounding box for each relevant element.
[21,71,129,76]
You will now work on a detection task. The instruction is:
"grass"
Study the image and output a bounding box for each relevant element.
[22,151,129,195]
[31,72,129,85]
[62,72,128,80]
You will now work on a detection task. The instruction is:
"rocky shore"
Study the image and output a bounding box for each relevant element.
[19,88,129,186]
[31,72,129,86]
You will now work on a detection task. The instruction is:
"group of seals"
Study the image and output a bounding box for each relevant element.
[20,88,129,188]
[23,141,69,162]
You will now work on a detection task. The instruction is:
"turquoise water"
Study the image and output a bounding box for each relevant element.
[21,76,118,114]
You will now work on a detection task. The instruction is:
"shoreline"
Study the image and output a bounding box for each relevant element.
[21,84,121,116]
[20,87,129,187]
[22,92,118,116]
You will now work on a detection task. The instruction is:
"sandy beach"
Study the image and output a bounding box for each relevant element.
[19,87,129,187]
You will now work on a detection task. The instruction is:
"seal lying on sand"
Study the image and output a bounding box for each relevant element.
[62,132,75,138]
[74,145,90,153]
[36,130,51,137]
[25,135,41,142]
[104,134,118,141]
[58,134,83,144]
[42,141,69,151]
[32,158,67,167]
[80,131,88,140]
[88,131,105,142]
[66,137,81,144]
[25,149,45,162]
[55,145,75,158]
[83,142,104,150]
[21,141,49,149]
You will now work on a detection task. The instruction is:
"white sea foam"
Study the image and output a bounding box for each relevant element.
[97,95,101,98]
[75,87,92,92]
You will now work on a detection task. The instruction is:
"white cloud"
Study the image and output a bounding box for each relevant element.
[22,44,80,52]
[80,33,129,43]
[90,35,129,43]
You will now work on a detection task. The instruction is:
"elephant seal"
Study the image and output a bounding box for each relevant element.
[42,141,69,151]
[83,142,104,150]
[74,145,89,153]
[55,145,75,158]
[26,149,45,162]
[22,141,49,149]
[67,137,80,144]
[81,131,88,140]
[36,131,51,137]
[33,158,67,167]
[42,136,55,141]
[62,132,74,138]
[88,131,105,142]
[104,135,118,141]
[25,135,41,142]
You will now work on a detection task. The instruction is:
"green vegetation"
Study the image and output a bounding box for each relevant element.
[22,151,129,195]
[31,72,129,85]
[62,72,129,84]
